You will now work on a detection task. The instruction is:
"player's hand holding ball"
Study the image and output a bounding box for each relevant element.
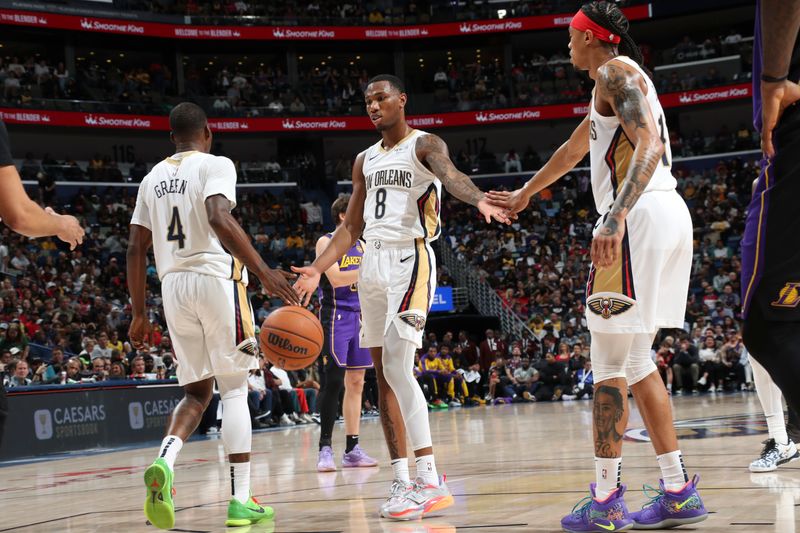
[290,265,322,306]
[485,188,530,215]
[591,215,624,269]
[259,268,300,306]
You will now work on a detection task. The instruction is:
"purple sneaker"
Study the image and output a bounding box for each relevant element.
[317,446,336,472]
[561,484,633,532]
[342,444,378,468]
[629,475,708,529]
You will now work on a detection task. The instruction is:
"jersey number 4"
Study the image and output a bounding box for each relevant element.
[167,206,186,249]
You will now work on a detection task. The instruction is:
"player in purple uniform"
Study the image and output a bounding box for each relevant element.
[316,195,378,471]
[741,0,800,469]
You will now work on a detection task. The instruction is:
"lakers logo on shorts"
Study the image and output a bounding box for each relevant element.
[771,282,800,308]
[399,313,426,331]
[587,297,633,319]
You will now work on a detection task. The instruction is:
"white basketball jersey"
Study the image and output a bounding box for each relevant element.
[130,151,247,283]
[589,56,677,215]
[361,129,442,242]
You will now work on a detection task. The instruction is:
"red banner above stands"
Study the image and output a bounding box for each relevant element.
[0,83,750,132]
[0,5,651,40]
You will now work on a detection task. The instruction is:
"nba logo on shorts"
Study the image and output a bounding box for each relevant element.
[129,402,144,430]
[34,409,53,440]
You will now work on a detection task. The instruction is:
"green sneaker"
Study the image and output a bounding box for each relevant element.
[143,458,175,530]
[225,496,275,527]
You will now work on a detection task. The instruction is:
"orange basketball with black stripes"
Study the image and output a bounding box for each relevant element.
[260,306,323,371]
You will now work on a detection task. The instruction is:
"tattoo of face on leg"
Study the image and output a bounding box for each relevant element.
[593,385,625,458]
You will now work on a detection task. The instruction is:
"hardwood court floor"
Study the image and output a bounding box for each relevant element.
[1,393,798,532]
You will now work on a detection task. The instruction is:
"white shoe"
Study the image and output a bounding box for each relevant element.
[279,414,296,426]
[562,394,577,401]
[708,385,716,393]
[379,479,414,517]
[697,376,707,386]
[750,439,800,472]
[448,400,461,407]
[301,413,314,423]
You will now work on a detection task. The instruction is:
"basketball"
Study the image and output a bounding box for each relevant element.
[260,306,323,370]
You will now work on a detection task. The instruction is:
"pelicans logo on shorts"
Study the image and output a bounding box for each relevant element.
[587,297,633,319]
[238,339,259,357]
[399,313,426,331]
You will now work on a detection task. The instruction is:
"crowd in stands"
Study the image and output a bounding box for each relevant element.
[77,58,175,112]
[1,26,750,117]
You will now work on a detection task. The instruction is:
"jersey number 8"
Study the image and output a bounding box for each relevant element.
[167,206,186,249]
[375,188,387,219]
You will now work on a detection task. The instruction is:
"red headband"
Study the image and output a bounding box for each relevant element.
[570,10,621,44]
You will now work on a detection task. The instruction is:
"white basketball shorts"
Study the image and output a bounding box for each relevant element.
[586,189,693,334]
[358,238,437,349]
[161,271,259,385]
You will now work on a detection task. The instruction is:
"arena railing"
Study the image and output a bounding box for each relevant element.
[435,238,534,340]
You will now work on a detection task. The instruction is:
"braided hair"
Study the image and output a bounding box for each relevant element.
[580,1,644,67]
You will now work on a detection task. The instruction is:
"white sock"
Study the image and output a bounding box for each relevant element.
[415,454,439,486]
[766,413,789,446]
[594,457,622,501]
[158,435,183,471]
[657,450,688,492]
[230,462,251,504]
[391,458,410,483]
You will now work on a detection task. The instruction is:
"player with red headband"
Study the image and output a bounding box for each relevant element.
[487,2,709,531]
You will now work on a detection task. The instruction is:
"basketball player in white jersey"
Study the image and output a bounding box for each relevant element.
[293,74,510,520]
[127,103,299,529]
[488,3,708,531]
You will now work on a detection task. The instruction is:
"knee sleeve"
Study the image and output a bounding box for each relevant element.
[382,323,432,451]
[216,373,251,455]
[625,333,658,386]
[591,332,635,383]
[752,356,784,418]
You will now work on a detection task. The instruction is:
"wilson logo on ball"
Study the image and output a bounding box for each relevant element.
[267,332,309,354]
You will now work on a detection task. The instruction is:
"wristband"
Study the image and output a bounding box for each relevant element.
[761,73,789,83]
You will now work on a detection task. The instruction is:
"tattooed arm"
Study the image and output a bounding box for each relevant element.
[416,133,512,224]
[591,62,664,268]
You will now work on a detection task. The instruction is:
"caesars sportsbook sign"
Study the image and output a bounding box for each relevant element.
[0,382,183,460]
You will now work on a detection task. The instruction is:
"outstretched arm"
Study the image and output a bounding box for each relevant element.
[293,153,366,304]
[317,235,359,288]
[485,117,589,213]
[416,133,512,224]
[592,61,665,268]
[206,195,299,305]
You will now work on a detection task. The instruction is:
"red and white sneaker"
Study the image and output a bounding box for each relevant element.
[381,475,454,521]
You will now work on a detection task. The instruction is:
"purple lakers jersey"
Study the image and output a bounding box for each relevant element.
[318,235,363,312]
